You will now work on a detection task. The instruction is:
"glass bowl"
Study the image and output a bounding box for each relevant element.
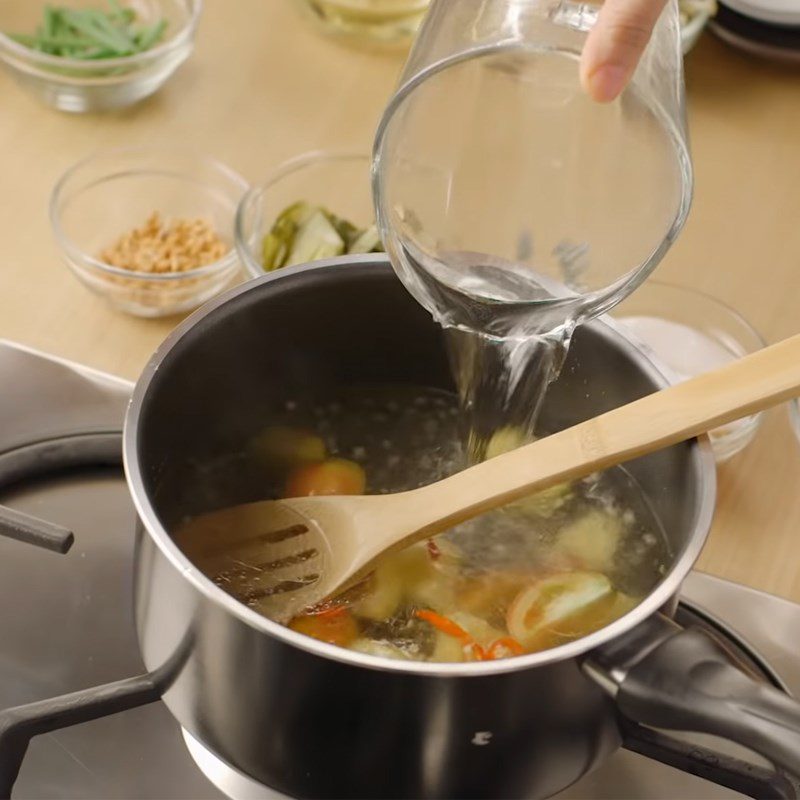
[51,146,248,318]
[236,151,378,280]
[610,280,766,463]
[0,0,202,113]
[292,0,430,48]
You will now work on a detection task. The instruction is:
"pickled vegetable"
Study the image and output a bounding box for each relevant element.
[261,201,384,272]
[284,210,346,264]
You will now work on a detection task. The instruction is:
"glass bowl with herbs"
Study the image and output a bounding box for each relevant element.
[235,152,384,280]
[50,146,248,317]
[0,0,201,112]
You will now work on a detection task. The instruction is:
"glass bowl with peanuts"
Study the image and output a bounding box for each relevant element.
[50,146,248,317]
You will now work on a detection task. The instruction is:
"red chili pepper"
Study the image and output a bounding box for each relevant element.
[486,637,525,659]
[426,539,441,560]
[463,641,488,661]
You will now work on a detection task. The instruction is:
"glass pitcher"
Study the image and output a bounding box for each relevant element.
[372,0,691,460]
[373,0,691,338]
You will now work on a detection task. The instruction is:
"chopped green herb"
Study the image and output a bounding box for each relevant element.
[136,19,167,51]
[44,6,58,39]
[5,2,168,59]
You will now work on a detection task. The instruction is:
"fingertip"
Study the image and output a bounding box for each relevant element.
[584,64,627,103]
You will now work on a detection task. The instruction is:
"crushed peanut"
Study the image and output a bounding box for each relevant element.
[99,212,229,273]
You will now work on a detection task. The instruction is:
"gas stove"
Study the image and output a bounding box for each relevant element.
[0,339,798,800]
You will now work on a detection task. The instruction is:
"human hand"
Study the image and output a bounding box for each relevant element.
[580,0,669,102]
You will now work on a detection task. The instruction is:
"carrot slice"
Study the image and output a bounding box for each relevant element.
[289,610,358,647]
[415,609,471,641]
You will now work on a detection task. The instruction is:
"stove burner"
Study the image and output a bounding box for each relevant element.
[0,431,122,553]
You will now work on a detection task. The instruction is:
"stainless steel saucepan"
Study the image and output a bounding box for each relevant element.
[125,256,800,799]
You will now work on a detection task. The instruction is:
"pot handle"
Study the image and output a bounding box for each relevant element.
[584,614,800,776]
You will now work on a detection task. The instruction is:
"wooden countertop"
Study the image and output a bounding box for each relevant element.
[1,2,799,599]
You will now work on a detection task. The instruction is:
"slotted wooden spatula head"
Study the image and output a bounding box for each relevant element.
[173,493,412,621]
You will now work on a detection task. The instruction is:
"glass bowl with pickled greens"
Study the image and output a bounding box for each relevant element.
[235,152,384,280]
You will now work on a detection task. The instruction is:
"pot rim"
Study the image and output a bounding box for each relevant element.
[124,254,717,677]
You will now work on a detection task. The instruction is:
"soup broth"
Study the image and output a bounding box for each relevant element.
[175,385,668,663]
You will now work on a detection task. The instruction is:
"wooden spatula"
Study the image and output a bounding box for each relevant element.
[175,332,800,619]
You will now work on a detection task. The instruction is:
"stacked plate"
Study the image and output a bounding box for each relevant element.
[710,0,800,62]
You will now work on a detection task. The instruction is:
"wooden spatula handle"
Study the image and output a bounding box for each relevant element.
[413,332,800,533]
